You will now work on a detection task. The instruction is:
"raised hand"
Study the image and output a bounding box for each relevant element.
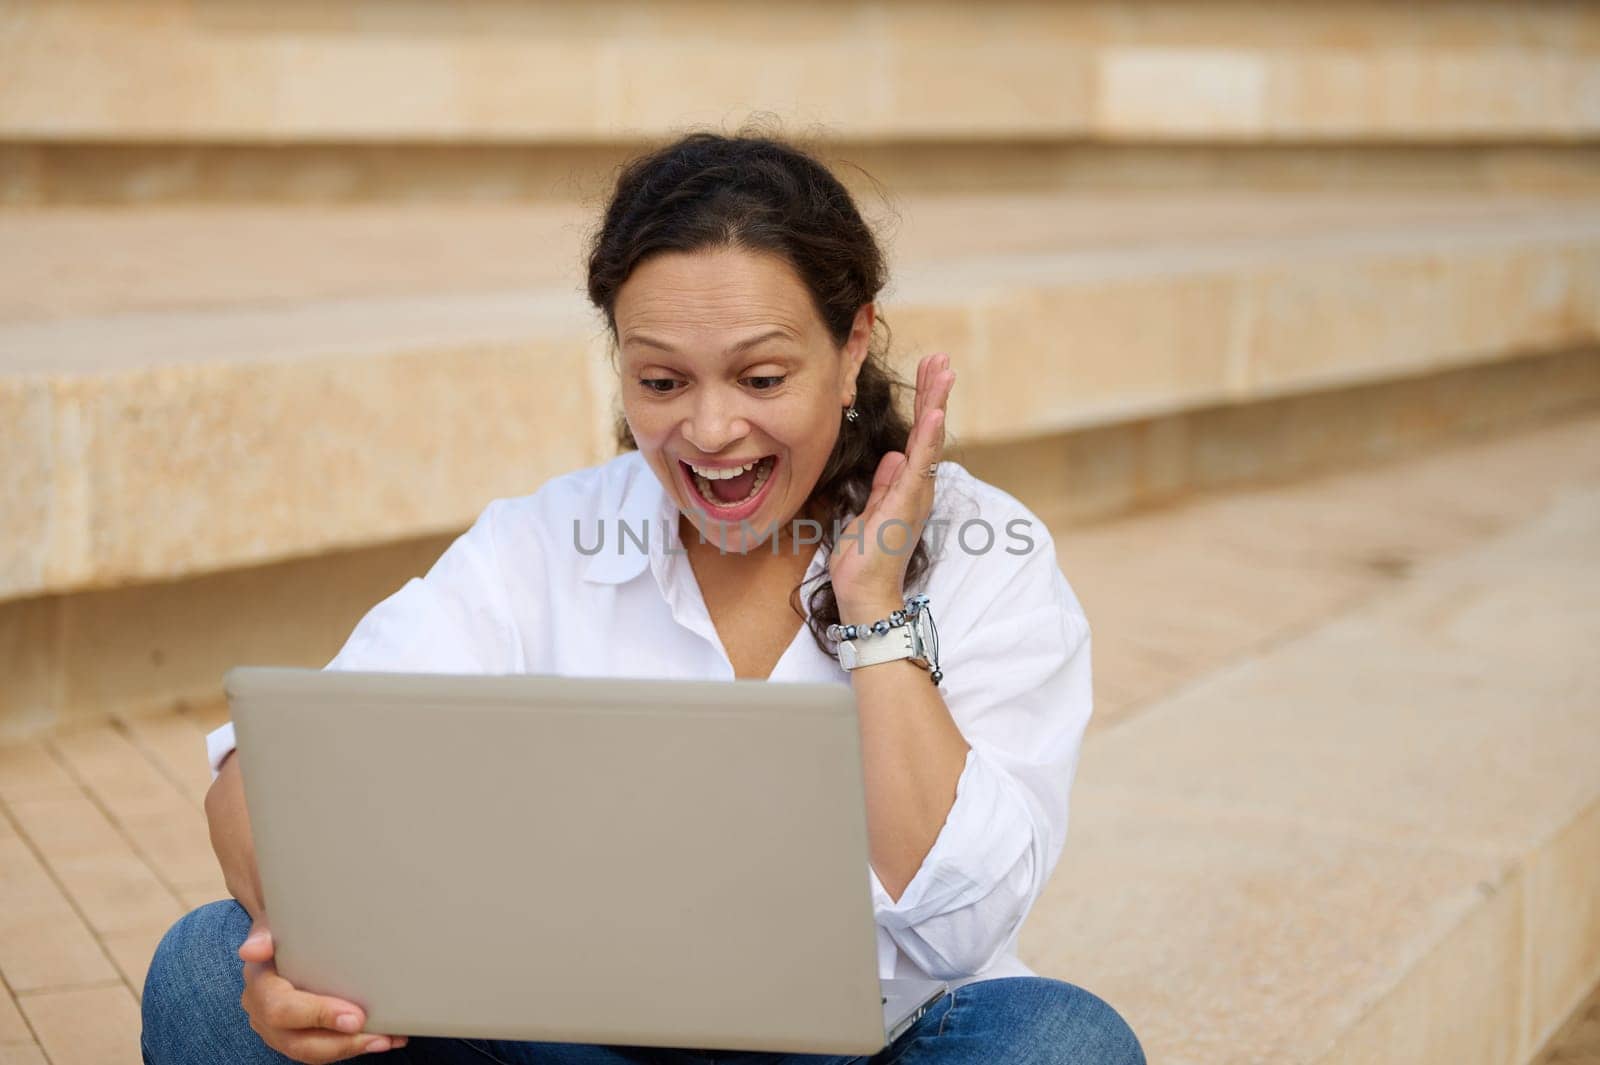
[830,352,954,620]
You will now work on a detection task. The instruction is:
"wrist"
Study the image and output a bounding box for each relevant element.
[837,594,907,627]
[830,592,943,685]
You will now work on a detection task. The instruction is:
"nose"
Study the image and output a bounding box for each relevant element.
[681,384,750,455]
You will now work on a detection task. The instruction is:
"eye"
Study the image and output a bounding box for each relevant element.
[745,375,786,391]
[638,378,678,395]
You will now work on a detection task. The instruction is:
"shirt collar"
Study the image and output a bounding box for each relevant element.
[580,450,674,585]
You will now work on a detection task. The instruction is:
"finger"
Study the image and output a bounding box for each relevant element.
[934,371,952,442]
[921,351,940,418]
[914,353,933,424]
[928,407,948,470]
[858,452,904,527]
[886,408,945,518]
[908,404,946,472]
[875,449,904,489]
[924,371,952,453]
[239,919,273,963]
[938,364,954,406]
[256,971,369,1036]
[863,451,905,516]
[927,365,953,418]
[277,1028,403,1062]
[912,364,953,462]
[240,961,409,1058]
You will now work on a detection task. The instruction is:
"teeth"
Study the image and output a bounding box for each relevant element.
[691,456,773,507]
[688,459,759,479]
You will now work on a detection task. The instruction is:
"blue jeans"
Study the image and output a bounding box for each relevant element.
[143,900,1145,1065]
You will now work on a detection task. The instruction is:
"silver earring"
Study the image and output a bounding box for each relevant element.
[844,404,859,423]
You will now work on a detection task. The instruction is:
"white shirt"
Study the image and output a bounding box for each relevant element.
[207,449,1093,988]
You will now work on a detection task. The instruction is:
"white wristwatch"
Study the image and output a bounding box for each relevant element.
[833,596,943,684]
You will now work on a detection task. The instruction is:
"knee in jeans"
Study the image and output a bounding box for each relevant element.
[1049,983,1145,1065]
[143,901,248,1033]
[1017,978,1145,1061]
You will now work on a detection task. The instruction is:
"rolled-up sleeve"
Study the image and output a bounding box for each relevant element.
[204,500,523,782]
[870,525,1093,980]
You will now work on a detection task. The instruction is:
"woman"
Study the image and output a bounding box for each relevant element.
[141,132,1145,1064]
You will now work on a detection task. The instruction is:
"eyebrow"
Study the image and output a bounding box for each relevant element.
[623,329,794,356]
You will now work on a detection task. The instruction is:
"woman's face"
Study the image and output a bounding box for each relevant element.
[615,246,871,556]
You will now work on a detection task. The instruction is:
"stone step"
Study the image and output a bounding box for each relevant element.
[10,143,1600,209]
[4,193,1597,602]
[3,194,1600,601]
[3,0,1598,144]
[1025,467,1600,1063]
[2,408,1594,1064]
[1532,980,1600,1063]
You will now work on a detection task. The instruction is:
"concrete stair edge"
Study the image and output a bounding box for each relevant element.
[1023,483,1600,1063]
[4,199,1599,601]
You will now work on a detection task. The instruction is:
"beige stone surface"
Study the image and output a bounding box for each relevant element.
[98,922,168,997]
[960,346,1600,528]
[9,196,1590,324]
[882,302,986,443]
[0,742,78,804]
[4,196,1598,607]
[1096,48,1269,137]
[49,724,219,892]
[0,811,117,992]
[1527,801,1600,1059]
[879,5,1094,136]
[0,1046,47,1065]
[182,699,231,733]
[1,320,600,599]
[1021,794,1519,1064]
[10,143,1600,210]
[0,380,59,598]
[0,412,1596,1061]
[0,598,61,744]
[0,980,29,1043]
[46,531,454,728]
[176,887,225,913]
[1313,863,1526,1065]
[9,364,1599,749]
[1033,482,1600,1062]
[3,1,1597,142]
[604,30,880,136]
[899,201,1600,445]
[1272,49,1593,140]
[1535,978,1600,1064]
[1073,552,1599,856]
[1049,408,1600,732]
[114,712,213,810]
[5,797,181,936]
[1244,245,1600,395]
[978,270,1241,431]
[18,984,141,1065]
[0,205,590,321]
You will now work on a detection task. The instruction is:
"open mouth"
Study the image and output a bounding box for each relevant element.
[680,455,778,518]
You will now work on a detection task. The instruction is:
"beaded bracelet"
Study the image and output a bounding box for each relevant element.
[826,593,930,642]
[827,593,943,685]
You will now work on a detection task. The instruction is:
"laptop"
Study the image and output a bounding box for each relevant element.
[224,666,948,1055]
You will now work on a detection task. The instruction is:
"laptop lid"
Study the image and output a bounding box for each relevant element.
[225,666,900,1055]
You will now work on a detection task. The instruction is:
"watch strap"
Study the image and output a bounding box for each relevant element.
[838,622,920,670]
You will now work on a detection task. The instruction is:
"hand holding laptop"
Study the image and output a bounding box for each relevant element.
[237,913,410,1061]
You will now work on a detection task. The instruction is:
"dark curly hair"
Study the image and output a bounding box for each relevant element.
[584,127,931,657]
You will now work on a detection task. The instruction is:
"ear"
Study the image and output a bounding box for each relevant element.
[841,303,875,401]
